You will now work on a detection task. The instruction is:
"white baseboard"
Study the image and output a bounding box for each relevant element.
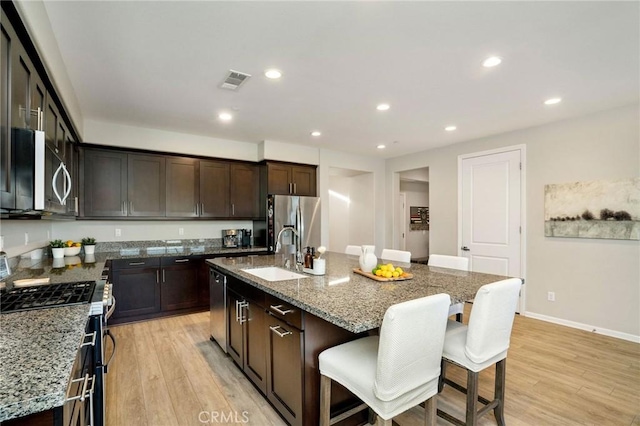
[523,311,640,344]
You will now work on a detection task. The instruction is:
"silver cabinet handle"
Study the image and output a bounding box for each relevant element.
[81,331,97,347]
[232,203,235,216]
[201,203,204,215]
[156,270,160,283]
[128,262,145,266]
[129,201,134,214]
[162,269,166,282]
[293,182,297,194]
[195,203,199,216]
[270,325,292,337]
[174,259,189,263]
[237,301,249,323]
[270,304,293,315]
[123,200,128,215]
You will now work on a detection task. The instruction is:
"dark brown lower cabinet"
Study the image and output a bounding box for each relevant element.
[160,256,199,311]
[266,315,304,426]
[226,284,267,393]
[111,259,161,320]
[111,256,208,324]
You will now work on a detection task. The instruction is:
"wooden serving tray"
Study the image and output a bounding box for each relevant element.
[353,268,414,282]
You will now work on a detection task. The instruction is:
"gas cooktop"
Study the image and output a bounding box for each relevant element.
[0,281,96,313]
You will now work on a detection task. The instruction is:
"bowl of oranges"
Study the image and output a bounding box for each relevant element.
[63,240,82,256]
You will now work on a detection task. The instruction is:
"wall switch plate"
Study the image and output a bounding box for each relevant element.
[115,228,122,237]
[547,291,555,302]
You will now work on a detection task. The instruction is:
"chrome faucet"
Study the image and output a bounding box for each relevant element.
[276,226,302,269]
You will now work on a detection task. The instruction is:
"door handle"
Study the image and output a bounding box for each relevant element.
[461,246,470,251]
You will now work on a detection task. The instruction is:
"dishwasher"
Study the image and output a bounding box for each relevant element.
[209,267,227,353]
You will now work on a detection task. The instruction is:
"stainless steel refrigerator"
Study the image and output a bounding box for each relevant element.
[266,195,321,254]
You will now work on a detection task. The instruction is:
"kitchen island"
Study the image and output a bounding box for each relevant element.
[208,251,513,333]
[207,251,519,426]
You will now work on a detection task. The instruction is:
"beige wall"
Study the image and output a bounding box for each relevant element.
[387,104,640,340]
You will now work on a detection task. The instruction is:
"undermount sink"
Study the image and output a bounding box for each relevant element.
[241,267,308,282]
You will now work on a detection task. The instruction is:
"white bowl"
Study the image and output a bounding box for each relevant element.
[64,246,81,256]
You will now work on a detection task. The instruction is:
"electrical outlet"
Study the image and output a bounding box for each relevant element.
[179,227,184,236]
[0,235,4,250]
[115,228,122,237]
[547,291,555,302]
[24,232,29,245]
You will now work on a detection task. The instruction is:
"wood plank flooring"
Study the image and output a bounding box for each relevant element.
[105,308,639,426]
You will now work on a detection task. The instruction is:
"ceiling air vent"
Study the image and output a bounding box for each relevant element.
[219,70,252,91]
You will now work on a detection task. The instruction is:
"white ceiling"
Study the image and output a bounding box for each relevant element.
[43,1,639,159]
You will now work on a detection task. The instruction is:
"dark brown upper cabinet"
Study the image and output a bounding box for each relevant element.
[230,163,260,218]
[200,160,230,218]
[166,157,199,217]
[82,148,166,218]
[266,162,316,196]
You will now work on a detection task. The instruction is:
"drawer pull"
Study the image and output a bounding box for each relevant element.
[270,325,292,338]
[81,331,97,347]
[128,262,145,266]
[174,259,189,263]
[270,304,293,315]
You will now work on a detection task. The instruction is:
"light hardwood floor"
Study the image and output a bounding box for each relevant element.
[105,309,639,426]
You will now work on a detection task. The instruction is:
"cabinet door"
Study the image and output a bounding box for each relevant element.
[0,24,13,208]
[266,315,304,426]
[111,267,161,319]
[200,160,229,218]
[230,163,259,218]
[128,154,166,217]
[244,300,267,393]
[166,157,199,217]
[291,165,316,196]
[64,135,78,216]
[82,149,128,217]
[267,163,292,195]
[227,290,244,367]
[160,257,200,311]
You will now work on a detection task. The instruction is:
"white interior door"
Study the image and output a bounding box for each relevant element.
[460,148,523,308]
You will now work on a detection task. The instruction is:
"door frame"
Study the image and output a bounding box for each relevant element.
[457,144,527,313]
[397,192,406,250]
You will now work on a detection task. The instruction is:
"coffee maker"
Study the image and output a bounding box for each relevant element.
[222,229,239,248]
[240,229,252,247]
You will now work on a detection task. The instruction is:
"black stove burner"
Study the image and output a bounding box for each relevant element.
[0,281,96,313]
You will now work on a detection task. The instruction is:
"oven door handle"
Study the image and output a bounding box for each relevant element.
[106,295,116,320]
[104,328,117,370]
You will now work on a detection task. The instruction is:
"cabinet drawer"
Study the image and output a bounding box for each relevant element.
[161,256,194,266]
[265,293,303,330]
[112,257,160,270]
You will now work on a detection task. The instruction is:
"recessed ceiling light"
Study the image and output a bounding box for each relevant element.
[544,97,562,105]
[377,144,386,149]
[218,112,233,121]
[483,56,502,68]
[264,69,282,79]
[376,103,390,111]
[445,125,457,132]
[311,131,321,137]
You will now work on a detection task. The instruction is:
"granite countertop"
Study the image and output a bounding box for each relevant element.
[208,251,520,333]
[0,304,92,422]
[0,241,267,422]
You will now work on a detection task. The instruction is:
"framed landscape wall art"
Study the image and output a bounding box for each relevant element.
[544,177,640,240]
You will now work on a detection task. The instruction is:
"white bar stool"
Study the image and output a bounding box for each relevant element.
[438,278,522,426]
[380,249,411,263]
[345,245,363,256]
[319,293,451,426]
[427,254,470,323]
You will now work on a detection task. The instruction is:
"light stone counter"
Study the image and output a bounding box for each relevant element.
[207,251,521,333]
[0,304,92,422]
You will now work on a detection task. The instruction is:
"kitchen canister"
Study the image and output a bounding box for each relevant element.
[359,245,377,272]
